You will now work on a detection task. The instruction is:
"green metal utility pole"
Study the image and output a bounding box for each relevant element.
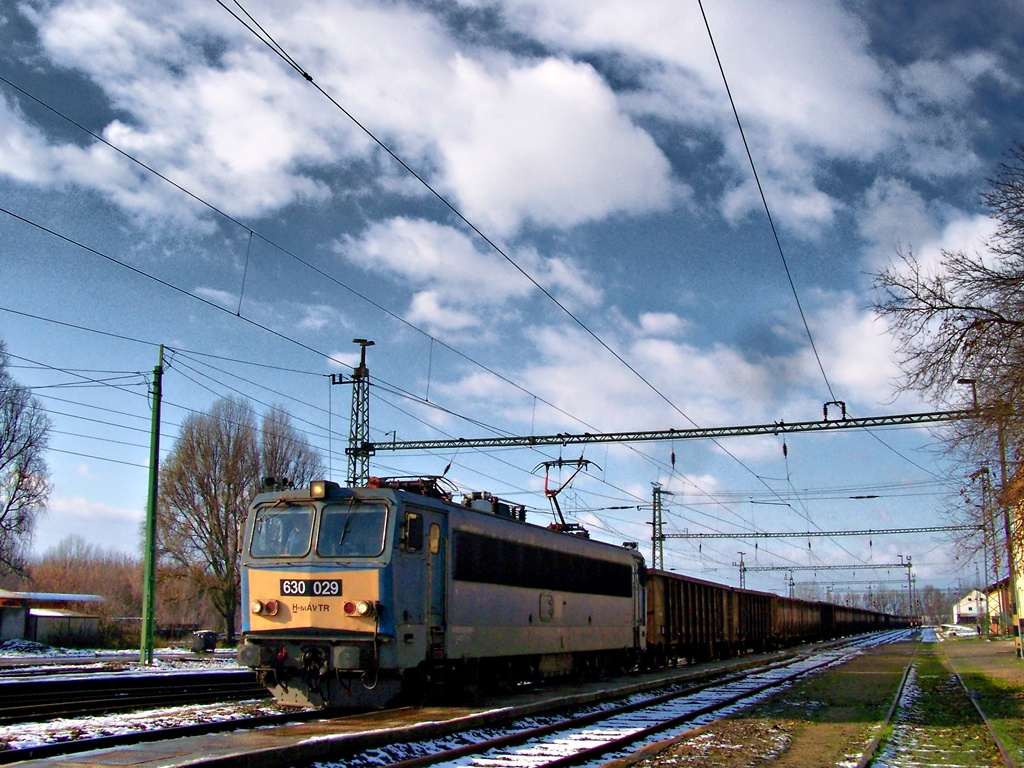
[140,345,163,664]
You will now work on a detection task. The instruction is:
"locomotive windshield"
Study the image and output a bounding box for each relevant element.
[317,502,387,558]
[250,505,314,558]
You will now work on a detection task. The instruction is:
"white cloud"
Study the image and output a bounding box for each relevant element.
[35,495,141,555]
[906,214,1000,276]
[10,2,354,220]
[11,0,675,234]
[327,351,359,369]
[859,176,999,274]
[858,178,939,264]
[428,287,929,467]
[298,304,344,332]
[638,312,686,337]
[805,291,904,408]
[0,94,59,183]
[337,217,601,332]
[434,321,784,435]
[193,286,236,308]
[437,55,674,234]
[407,291,480,331]
[11,0,1011,240]
[484,0,1008,233]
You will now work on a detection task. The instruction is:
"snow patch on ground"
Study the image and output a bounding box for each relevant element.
[0,700,282,751]
[0,639,257,751]
[0,639,237,670]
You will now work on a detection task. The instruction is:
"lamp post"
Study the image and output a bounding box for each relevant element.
[996,405,1021,655]
[970,467,993,635]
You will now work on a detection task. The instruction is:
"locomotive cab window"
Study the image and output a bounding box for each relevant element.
[316,502,387,558]
[402,512,424,552]
[250,506,314,558]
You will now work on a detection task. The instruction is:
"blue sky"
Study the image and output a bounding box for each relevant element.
[2,0,1022,596]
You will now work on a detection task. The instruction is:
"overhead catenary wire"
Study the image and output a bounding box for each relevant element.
[695,0,834,402]
[11,306,750,560]
[694,1,938,485]
[174,335,798,559]
[2,303,696,532]
[0,70,893,572]
[0,76,641,457]
[1,60,749,542]
[7,296,934,572]
[0,75,703,517]
[4,303,654,523]
[212,2,852,539]
[0,40,946,577]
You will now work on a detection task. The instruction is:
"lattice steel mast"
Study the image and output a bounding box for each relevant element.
[347,339,375,486]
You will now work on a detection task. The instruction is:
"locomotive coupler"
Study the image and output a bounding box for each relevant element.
[300,645,329,688]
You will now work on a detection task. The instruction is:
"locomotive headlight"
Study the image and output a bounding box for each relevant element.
[250,600,264,615]
[343,600,375,617]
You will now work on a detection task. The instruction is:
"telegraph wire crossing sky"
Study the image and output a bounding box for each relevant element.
[1,0,1021,594]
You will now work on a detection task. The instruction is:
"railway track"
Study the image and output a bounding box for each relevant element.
[858,636,1015,768]
[0,668,269,725]
[317,632,905,768]
[0,707,329,765]
[1,631,913,768]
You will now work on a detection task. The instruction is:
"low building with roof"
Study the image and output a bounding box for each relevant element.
[953,589,987,625]
[0,590,104,645]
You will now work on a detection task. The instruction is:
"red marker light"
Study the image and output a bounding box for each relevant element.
[343,600,375,617]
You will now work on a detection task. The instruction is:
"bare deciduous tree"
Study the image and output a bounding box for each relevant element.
[158,397,324,639]
[158,396,258,641]
[26,535,143,645]
[872,141,1024,558]
[0,339,51,579]
[872,142,1024,412]
[261,405,325,487]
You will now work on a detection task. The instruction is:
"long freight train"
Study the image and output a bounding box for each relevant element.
[236,477,912,708]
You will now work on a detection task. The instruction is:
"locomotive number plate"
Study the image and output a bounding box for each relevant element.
[279,579,342,597]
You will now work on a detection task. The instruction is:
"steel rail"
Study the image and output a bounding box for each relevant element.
[381,635,894,768]
[0,708,329,765]
[854,640,919,768]
[0,669,267,725]
[383,657,817,768]
[944,647,1016,768]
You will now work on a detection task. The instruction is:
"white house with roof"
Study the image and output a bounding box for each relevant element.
[952,589,987,625]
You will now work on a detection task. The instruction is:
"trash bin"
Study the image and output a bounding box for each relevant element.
[191,630,218,653]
